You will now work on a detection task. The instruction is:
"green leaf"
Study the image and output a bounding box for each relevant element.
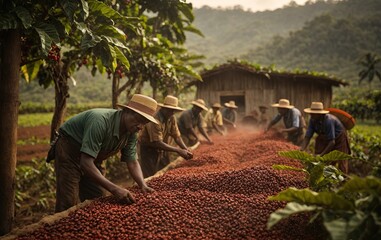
[96,25,126,42]
[338,176,381,195]
[80,32,102,50]
[272,164,307,172]
[14,6,32,29]
[101,35,128,49]
[34,22,60,56]
[21,60,43,82]
[267,202,319,229]
[309,163,325,187]
[184,25,204,37]
[60,0,79,22]
[80,0,89,20]
[278,150,315,162]
[323,211,369,240]
[0,14,19,30]
[113,46,130,71]
[269,187,354,210]
[321,150,352,162]
[88,0,122,20]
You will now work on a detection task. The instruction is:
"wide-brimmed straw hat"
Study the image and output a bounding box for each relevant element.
[224,100,238,109]
[212,103,222,108]
[117,94,158,124]
[304,102,329,114]
[271,99,293,109]
[157,95,184,111]
[191,99,208,111]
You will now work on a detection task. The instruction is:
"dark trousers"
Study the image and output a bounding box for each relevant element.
[139,145,169,178]
[54,134,104,213]
[315,131,351,174]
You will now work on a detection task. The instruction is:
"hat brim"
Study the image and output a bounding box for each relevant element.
[157,103,184,111]
[191,101,208,111]
[224,103,238,109]
[117,103,158,124]
[271,103,293,109]
[304,108,329,114]
[259,106,268,109]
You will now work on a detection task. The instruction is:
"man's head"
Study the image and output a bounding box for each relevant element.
[224,100,238,110]
[271,99,293,116]
[259,106,268,114]
[158,95,184,119]
[211,103,222,113]
[304,102,329,120]
[191,99,208,114]
[117,94,158,133]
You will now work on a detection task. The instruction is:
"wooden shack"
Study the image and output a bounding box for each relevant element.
[195,61,347,118]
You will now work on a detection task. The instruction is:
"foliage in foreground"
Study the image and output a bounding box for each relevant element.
[15,159,56,216]
[269,150,381,240]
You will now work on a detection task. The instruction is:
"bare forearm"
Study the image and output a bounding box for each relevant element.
[148,141,182,154]
[199,127,212,142]
[127,160,148,186]
[174,136,188,149]
[80,154,119,194]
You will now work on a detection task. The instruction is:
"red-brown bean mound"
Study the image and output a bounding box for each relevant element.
[17,130,324,240]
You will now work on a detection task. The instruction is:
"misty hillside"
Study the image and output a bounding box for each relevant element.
[20,0,381,104]
[185,1,337,64]
[186,0,381,86]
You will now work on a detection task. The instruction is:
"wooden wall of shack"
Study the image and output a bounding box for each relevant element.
[196,68,334,119]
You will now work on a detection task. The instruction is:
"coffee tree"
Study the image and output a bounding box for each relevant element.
[0,0,131,234]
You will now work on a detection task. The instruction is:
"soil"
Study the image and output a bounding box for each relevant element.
[17,125,50,163]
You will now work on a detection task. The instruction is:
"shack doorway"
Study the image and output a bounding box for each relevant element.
[220,95,245,117]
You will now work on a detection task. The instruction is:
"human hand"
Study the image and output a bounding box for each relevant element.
[141,185,154,193]
[113,187,136,204]
[178,149,193,160]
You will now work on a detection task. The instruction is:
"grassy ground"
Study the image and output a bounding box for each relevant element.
[18,113,53,127]
[354,121,381,136]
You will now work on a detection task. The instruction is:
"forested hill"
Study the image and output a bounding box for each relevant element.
[20,0,380,104]
[186,0,381,86]
[185,0,337,64]
[242,0,381,84]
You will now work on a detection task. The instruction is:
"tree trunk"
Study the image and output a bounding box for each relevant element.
[112,74,119,109]
[50,62,69,142]
[0,29,21,235]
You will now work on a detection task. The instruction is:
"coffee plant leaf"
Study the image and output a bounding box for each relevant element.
[338,176,381,195]
[272,164,307,173]
[278,150,315,162]
[267,202,319,229]
[269,187,354,210]
[321,150,352,163]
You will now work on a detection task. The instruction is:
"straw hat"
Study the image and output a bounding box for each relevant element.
[157,95,184,111]
[304,102,329,114]
[224,100,238,109]
[117,94,158,124]
[271,99,293,109]
[191,99,208,111]
[212,103,222,108]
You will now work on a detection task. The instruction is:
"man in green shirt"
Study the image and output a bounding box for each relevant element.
[52,94,158,212]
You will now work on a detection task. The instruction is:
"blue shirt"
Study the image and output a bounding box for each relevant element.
[305,114,344,140]
[270,108,302,128]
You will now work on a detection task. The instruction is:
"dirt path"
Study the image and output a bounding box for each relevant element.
[17,125,50,163]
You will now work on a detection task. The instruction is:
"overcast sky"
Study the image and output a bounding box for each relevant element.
[186,0,309,12]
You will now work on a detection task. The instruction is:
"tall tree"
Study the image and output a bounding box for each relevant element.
[107,0,203,106]
[0,28,21,236]
[0,0,130,234]
[358,53,381,85]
